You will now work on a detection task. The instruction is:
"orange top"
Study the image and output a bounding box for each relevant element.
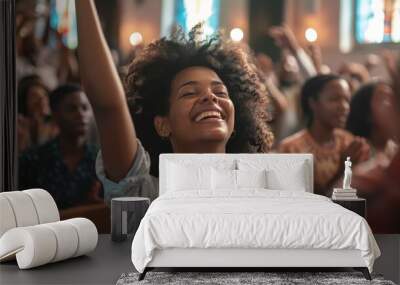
[277,128,363,196]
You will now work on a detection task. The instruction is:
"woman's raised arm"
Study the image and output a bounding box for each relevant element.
[76,0,137,181]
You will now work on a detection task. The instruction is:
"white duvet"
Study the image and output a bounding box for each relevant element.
[131,190,380,273]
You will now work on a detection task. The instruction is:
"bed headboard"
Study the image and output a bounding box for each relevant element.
[159,153,314,195]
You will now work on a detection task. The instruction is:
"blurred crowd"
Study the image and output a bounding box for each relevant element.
[16,1,101,210]
[258,27,400,233]
[16,1,400,233]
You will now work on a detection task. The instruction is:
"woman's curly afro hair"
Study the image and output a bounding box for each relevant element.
[125,24,274,176]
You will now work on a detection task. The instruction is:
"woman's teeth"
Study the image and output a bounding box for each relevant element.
[194,111,222,122]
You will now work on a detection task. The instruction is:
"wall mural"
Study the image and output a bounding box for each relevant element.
[356,0,400,43]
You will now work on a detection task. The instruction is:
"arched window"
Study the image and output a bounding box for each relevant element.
[356,0,400,43]
[175,0,220,37]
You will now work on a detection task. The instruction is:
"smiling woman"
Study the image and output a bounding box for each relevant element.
[127,31,274,177]
[76,0,273,204]
[152,66,235,154]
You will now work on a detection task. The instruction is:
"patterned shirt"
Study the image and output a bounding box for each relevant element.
[19,137,100,209]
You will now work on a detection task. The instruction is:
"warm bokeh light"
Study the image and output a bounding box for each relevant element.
[305,28,318,42]
[129,32,143,46]
[230,28,244,42]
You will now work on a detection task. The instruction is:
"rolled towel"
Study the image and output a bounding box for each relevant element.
[0,196,17,237]
[65,218,98,257]
[23,189,60,224]
[0,189,60,238]
[0,191,39,228]
[42,221,79,263]
[0,218,98,269]
[0,226,57,268]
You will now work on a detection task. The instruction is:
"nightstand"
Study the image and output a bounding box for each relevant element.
[332,198,366,218]
[111,197,150,242]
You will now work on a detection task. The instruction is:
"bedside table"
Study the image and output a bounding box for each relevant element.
[332,198,366,218]
[331,198,367,218]
[111,197,150,242]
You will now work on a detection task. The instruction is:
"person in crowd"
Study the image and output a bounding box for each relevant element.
[268,25,318,80]
[347,81,398,170]
[267,25,321,144]
[255,52,292,146]
[338,62,370,94]
[15,1,80,89]
[277,74,369,196]
[268,50,305,143]
[76,0,273,204]
[307,44,331,75]
[364,54,381,75]
[349,54,400,233]
[19,84,101,209]
[17,74,58,153]
[15,3,59,89]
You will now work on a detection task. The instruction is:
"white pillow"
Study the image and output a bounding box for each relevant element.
[211,169,267,191]
[212,168,237,190]
[167,162,212,191]
[236,169,267,189]
[237,159,308,192]
[266,167,307,191]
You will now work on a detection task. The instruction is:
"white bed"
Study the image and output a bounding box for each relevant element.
[131,154,380,280]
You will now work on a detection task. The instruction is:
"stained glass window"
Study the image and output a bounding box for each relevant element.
[356,0,400,43]
[49,0,78,49]
[175,0,220,37]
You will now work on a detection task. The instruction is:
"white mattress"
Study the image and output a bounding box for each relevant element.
[131,190,380,273]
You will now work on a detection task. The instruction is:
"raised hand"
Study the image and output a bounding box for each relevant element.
[307,44,326,74]
[268,25,299,53]
[76,0,137,182]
